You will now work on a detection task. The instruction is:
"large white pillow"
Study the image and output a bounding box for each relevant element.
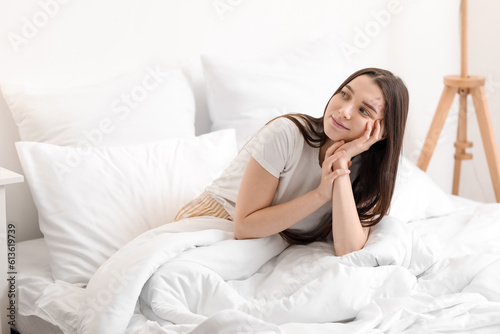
[16,129,237,284]
[2,67,195,146]
[201,31,391,149]
[202,50,336,149]
[390,156,455,222]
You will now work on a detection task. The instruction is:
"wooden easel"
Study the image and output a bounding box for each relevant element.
[417,0,500,202]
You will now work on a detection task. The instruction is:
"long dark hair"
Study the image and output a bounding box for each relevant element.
[277,68,409,244]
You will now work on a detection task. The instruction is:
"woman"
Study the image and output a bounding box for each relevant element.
[175,67,409,256]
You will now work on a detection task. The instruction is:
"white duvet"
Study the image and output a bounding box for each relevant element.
[25,202,500,334]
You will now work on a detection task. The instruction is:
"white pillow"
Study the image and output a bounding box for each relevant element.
[390,156,455,222]
[2,67,195,146]
[201,31,391,149]
[202,50,335,149]
[16,129,237,284]
[202,50,339,149]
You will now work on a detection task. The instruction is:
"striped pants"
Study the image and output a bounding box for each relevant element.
[174,192,233,222]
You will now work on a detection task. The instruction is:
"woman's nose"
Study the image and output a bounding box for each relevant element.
[339,105,352,119]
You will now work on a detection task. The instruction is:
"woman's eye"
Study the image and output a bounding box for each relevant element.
[341,91,348,99]
[360,108,369,116]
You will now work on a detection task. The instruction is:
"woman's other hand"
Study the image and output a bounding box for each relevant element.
[317,140,351,201]
[333,120,384,169]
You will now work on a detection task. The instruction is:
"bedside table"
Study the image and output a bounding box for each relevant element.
[0,168,23,334]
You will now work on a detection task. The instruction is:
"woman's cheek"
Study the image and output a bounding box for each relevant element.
[351,126,365,140]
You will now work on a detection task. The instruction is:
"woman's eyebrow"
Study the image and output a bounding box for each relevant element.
[346,84,379,114]
[363,101,378,114]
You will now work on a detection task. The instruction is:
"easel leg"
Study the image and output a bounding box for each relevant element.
[417,86,457,171]
[452,90,473,195]
[471,86,500,202]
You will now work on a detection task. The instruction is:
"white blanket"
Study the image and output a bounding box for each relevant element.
[21,202,500,333]
[76,216,444,333]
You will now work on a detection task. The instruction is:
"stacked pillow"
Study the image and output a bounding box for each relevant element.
[3,68,196,146]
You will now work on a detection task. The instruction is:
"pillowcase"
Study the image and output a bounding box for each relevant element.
[2,67,195,146]
[16,129,237,284]
[389,156,456,222]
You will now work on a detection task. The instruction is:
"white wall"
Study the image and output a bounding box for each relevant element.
[409,0,500,204]
[2,0,497,242]
[461,0,500,202]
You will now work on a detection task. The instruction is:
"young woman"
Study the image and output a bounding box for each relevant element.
[175,67,409,256]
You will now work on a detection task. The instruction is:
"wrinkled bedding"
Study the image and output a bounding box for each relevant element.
[19,199,500,334]
[75,215,430,333]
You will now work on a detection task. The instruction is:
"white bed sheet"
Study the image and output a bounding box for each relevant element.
[15,195,500,334]
[16,238,62,334]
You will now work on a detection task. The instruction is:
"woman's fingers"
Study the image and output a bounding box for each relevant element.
[318,149,350,201]
[318,147,352,200]
[327,167,350,182]
[333,168,350,177]
[323,149,347,170]
[326,140,344,157]
[368,120,384,144]
[362,120,383,147]
[317,166,350,201]
[364,122,373,140]
[323,150,353,178]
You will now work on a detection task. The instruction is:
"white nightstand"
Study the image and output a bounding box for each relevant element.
[0,168,23,334]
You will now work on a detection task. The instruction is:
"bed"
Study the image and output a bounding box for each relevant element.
[1,1,500,333]
[3,52,500,333]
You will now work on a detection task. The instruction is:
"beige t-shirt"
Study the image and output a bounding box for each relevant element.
[205,117,331,233]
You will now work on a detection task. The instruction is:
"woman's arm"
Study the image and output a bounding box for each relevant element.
[331,120,383,256]
[234,141,349,240]
[330,171,369,256]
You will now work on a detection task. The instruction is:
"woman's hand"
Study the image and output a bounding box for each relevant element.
[333,120,384,169]
[317,140,351,202]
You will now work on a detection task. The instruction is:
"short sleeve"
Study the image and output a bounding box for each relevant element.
[244,117,299,178]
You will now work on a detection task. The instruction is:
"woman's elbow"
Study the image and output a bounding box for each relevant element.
[233,218,262,240]
[234,230,245,240]
[335,247,358,257]
[335,248,354,257]
[233,219,248,240]
[334,243,365,257]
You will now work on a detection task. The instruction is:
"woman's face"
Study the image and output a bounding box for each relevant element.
[324,75,385,143]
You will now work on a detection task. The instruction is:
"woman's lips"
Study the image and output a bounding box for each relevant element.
[332,117,349,130]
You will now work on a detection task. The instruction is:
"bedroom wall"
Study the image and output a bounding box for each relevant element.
[0,0,497,242]
[464,0,500,203]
